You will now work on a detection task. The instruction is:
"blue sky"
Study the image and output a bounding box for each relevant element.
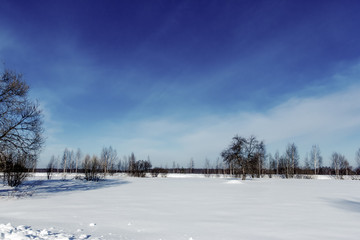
[1,0,360,168]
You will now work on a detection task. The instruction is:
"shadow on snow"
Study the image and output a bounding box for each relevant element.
[0,178,129,198]
[326,198,360,213]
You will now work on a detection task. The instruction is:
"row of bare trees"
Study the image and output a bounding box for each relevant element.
[47,147,155,180]
[47,135,360,181]
[267,144,321,177]
[220,135,360,179]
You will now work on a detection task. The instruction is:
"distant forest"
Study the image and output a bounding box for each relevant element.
[42,135,360,182]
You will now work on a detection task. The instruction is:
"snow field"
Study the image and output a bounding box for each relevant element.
[0,222,91,240]
[1,174,360,239]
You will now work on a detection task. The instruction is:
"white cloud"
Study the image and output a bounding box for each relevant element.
[105,84,360,167]
[38,83,360,168]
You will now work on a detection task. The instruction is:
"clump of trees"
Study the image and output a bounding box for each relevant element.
[1,151,29,186]
[0,69,44,186]
[267,144,300,178]
[83,154,102,181]
[221,135,265,180]
[151,167,168,177]
[331,152,350,178]
[128,158,152,177]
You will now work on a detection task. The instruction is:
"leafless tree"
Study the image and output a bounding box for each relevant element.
[122,155,129,172]
[125,153,152,177]
[47,155,56,180]
[278,154,287,177]
[256,141,266,177]
[272,151,280,175]
[100,146,117,176]
[331,152,341,178]
[188,158,195,173]
[116,159,122,172]
[221,135,265,180]
[339,155,350,176]
[83,154,91,178]
[285,143,299,178]
[221,135,245,178]
[310,145,322,175]
[69,150,75,173]
[128,152,136,174]
[0,151,29,187]
[0,69,44,186]
[75,148,82,174]
[61,148,70,174]
[267,153,276,178]
[303,153,312,174]
[329,153,350,177]
[204,158,211,177]
[130,159,152,177]
[151,167,168,177]
[83,154,101,181]
[356,148,360,172]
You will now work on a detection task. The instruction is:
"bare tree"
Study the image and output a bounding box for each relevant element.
[272,151,280,175]
[278,154,287,177]
[83,154,91,178]
[339,155,350,176]
[303,153,312,174]
[100,146,117,176]
[204,158,211,176]
[128,152,136,174]
[47,155,56,180]
[221,135,245,178]
[267,153,276,178]
[83,154,101,181]
[256,141,266,177]
[0,151,29,186]
[356,148,360,172]
[75,148,82,174]
[310,145,322,175]
[188,158,195,173]
[69,150,75,173]
[285,143,299,178]
[108,148,118,174]
[61,148,70,174]
[0,69,44,186]
[331,152,341,178]
[221,135,265,180]
[122,155,129,172]
[130,159,152,177]
[125,154,152,177]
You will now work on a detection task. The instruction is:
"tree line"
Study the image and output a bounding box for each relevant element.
[47,147,158,180]
[220,135,360,180]
[1,68,360,186]
[47,137,360,182]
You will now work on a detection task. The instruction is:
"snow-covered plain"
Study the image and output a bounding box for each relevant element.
[1,174,360,239]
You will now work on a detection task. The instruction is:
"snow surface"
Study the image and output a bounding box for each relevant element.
[0,223,88,240]
[1,174,360,239]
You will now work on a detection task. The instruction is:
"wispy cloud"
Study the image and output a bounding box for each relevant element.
[91,83,360,167]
